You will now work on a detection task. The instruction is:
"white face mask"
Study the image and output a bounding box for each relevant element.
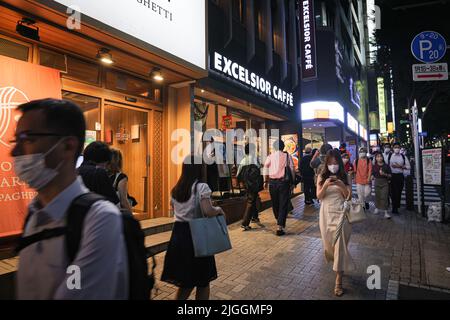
[14,139,64,191]
[384,148,391,153]
[328,164,339,174]
[359,153,366,159]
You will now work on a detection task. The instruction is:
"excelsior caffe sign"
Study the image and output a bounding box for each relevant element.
[53,0,206,69]
[212,52,294,108]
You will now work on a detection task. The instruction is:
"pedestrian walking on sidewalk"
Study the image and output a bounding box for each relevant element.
[237,143,263,230]
[263,139,295,236]
[317,149,354,297]
[372,152,392,219]
[300,147,315,205]
[161,155,224,300]
[388,142,411,214]
[109,148,136,212]
[354,147,372,210]
[342,152,354,186]
[13,99,128,299]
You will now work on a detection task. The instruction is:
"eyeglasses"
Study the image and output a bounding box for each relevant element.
[9,132,67,145]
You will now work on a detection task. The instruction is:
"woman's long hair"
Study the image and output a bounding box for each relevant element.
[373,151,385,164]
[109,148,123,174]
[171,155,204,203]
[319,149,348,186]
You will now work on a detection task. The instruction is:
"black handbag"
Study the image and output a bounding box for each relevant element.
[283,153,294,185]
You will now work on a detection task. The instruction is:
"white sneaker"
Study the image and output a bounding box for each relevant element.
[374,208,379,215]
[384,211,391,219]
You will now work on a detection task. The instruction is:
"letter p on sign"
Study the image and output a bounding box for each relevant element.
[419,40,432,60]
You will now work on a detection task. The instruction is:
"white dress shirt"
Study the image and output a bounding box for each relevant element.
[17,177,128,300]
[389,153,411,175]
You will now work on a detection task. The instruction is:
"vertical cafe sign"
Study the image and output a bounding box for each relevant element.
[298,0,317,80]
[0,56,61,237]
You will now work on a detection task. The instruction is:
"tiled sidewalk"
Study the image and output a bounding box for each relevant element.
[152,195,450,300]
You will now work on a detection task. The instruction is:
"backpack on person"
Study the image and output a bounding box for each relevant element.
[238,164,264,193]
[387,153,406,166]
[16,192,154,300]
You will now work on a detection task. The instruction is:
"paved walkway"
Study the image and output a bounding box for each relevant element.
[152,194,450,300]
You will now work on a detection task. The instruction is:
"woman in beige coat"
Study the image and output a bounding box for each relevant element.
[317,149,355,296]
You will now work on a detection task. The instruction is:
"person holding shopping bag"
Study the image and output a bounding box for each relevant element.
[161,155,225,300]
[317,149,354,297]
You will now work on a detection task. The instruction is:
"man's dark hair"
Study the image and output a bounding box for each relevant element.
[83,141,112,164]
[393,142,401,148]
[340,142,347,148]
[384,143,391,147]
[320,143,333,155]
[18,98,86,162]
[272,139,285,151]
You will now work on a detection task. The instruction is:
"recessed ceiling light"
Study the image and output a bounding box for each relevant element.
[227,99,230,102]
[96,48,114,64]
[201,89,205,93]
[150,67,164,81]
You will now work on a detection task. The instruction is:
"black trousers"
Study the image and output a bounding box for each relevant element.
[269,180,290,228]
[242,191,260,227]
[303,177,315,202]
[390,173,404,211]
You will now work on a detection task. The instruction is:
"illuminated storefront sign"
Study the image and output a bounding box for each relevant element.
[377,77,387,133]
[301,101,344,122]
[53,0,206,69]
[213,52,294,107]
[298,0,317,80]
[347,113,358,134]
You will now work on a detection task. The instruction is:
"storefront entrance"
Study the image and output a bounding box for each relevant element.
[104,103,149,217]
[62,89,164,220]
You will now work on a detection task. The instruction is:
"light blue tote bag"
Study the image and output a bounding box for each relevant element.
[188,183,232,257]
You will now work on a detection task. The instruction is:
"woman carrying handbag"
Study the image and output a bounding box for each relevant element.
[161,155,225,300]
[316,149,355,297]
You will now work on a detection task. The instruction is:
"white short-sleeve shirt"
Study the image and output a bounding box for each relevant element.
[171,182,212,222]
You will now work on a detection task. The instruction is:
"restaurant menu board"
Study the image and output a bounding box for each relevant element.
[422,148,442,185]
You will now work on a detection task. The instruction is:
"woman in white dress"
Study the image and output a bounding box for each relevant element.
[317,149,354,296]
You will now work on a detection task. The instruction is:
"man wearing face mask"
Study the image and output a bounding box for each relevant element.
[353,147,372,210]
[383,143,392,163]
[388,142,411,214]
[12,99,128,299]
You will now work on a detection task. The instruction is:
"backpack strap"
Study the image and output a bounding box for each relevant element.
[15,192,105,258]
[388,153,392,166]
[66,192,105,262]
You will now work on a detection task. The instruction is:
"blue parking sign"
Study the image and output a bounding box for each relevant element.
[411,31,447,63]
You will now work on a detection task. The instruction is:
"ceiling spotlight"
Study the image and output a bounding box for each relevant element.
[227,99,230,102]
[16,18,40,41]
[151,67,164,81]
[201,89,205,93]
[96,48,114,64]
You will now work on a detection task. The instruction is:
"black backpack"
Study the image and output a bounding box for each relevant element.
[238,164,264,193]
[16,192,154,300]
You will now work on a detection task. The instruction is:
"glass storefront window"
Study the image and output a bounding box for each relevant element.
[106,70,161,102]
[39,48,67,72]
[0,37,29,61]
[62,91,101,148]
[65,56,101,85]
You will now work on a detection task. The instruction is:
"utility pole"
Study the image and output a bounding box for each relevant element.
[411,100,423,216]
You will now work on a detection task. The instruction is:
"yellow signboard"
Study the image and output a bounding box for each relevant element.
[377,77,387,134]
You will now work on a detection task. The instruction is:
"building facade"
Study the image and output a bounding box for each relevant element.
[0,0,207,238]
[299,0,370,160]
